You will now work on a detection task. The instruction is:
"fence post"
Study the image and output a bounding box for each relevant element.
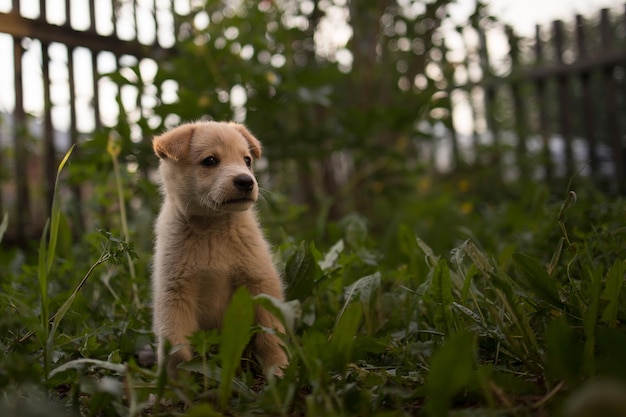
[13,36,30,245]
[506,25,529,180]
[42,41,56,215]
[575,15,598,178]
[478,26,500,168]
[553,20,575,179]
[600,8,625,193]
[533,25,552,181]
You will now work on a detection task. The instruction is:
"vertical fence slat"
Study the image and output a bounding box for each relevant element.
[507,26,528,179]
[42,41,56,213]
[440,39,459,168]
[478,26,500,168]
[534,25,552,181]
[67,45,84,233]
[600,8,625,193]
[575,15,598,177]
[13,37,29,243]
[89,0,96,32]
[92,51,102,131]
[64,0,70,25]
[553,20,575,178]
[111,0,118,36]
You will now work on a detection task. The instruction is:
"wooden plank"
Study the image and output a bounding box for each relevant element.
[67,44,84,234]
[553,20,575,178]
[534,24,552,181]
[453,46,626,91]
[576,15,598,176]
[13,36,29,244]
[506,25,528,179]
[89,0,96,32]
[0,12,172,59]
[92,50,102,131]
[42,41,56,214]
[600,8,625,193]
[478,26,500,167]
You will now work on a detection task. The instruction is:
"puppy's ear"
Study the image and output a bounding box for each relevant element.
[153,124,196,161]
[229,123,262,159]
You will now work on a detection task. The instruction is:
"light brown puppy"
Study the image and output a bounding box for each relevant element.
[151,121,288,377]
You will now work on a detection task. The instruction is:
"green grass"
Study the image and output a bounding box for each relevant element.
[1,156,626,416]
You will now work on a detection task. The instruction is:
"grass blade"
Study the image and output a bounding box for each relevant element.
[46,145,74,275]
[218,287,254,409]
[513,253,564,310]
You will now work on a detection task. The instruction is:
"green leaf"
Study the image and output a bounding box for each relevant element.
[600,259,626,327]
[460,263,477,304]
[428,259,454,335]
[179,360,254,397]
[218,287,254,408]
[254,294,301,334]
[462,240,494,276]
[423,332,475,417]
[329,302,363,371]
[37,218,50,333]
[416,237,439,269]
[545,318,583,384]
[513,253,563,309]
[46,145,74,275]
[318,239,344,271]
[285,241,322,301]
[337,272,381,327]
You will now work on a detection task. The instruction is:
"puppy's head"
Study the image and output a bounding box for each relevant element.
[153,121,262,215]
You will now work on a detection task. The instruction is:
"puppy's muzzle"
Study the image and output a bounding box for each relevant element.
[234,174,255,192]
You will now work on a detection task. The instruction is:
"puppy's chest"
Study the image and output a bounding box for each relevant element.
[174,229,248,282]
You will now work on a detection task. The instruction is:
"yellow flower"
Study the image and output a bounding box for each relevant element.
[461,202,473,214]
[107,132,121,158]
[458,180,470,193]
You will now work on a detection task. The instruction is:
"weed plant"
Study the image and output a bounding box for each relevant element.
[1,153,625,417]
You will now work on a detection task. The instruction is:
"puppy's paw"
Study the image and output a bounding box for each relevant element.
[255,333,289,377]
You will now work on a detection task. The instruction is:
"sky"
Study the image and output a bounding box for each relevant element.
[485,0,623,36]
[0,0,624,137]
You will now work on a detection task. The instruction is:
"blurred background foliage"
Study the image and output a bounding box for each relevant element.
[95,0,465,245]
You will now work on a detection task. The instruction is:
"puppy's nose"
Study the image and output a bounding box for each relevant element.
[234,174,255,191]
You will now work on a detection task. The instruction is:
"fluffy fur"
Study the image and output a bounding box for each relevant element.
[151,121,288,377]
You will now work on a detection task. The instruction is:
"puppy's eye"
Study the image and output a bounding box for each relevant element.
[244,156,252,168]
[201,156,219,167]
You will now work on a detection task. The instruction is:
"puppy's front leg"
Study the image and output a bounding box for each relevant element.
[254,306,289,376]
[245,267,289,376]
[155,284,199,377]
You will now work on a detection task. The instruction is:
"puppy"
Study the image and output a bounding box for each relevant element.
[151,121,288,377]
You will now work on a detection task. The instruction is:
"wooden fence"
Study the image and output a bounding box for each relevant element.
[0,0,174,244]
[0,2,625,245]
[444,6,626,194]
